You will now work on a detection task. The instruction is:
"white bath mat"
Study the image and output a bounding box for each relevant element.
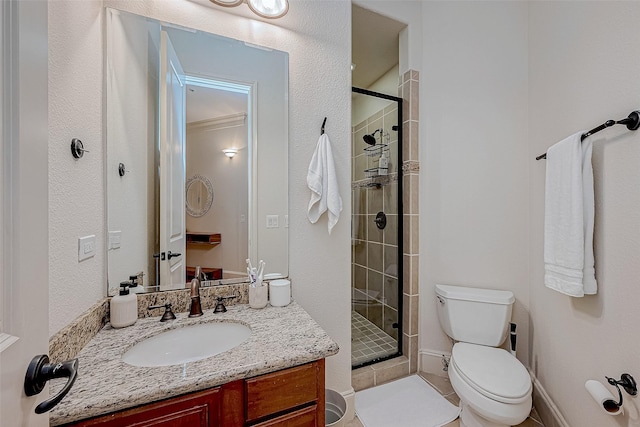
[355,375,460,427]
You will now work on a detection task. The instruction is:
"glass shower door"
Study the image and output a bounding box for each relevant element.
[351,87,403,368]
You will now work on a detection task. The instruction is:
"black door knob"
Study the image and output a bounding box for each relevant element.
[24,354,78,414]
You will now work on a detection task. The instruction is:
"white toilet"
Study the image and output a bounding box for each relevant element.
[435,284,532,427]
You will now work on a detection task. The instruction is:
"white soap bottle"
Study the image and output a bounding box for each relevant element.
[110,282,138,328]
[378,151,389,176]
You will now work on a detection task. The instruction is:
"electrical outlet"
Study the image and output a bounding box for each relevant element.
[78,235,96,261]
[266,215,279,228]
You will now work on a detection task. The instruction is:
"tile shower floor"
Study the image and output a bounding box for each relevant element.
[346,372,545,427]
[351,311,398,366]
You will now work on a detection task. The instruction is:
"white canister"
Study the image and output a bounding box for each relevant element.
[269,279,291,307]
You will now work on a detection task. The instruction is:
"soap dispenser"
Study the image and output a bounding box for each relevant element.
[110,282,138,328]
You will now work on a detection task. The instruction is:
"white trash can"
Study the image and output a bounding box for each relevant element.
[325,389,347,427]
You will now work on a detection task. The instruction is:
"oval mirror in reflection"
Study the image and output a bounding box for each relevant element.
[186,174,214,217]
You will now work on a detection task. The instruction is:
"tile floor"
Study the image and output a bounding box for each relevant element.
[346,372,545,427]
[351,311,398,366]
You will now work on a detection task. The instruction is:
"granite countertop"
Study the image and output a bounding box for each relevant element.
[49,302,339,426]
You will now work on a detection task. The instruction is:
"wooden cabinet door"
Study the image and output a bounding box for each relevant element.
[66,381,244,427]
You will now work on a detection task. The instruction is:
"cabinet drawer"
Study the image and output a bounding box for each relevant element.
[251,405,317,427]
[245,363,318,422]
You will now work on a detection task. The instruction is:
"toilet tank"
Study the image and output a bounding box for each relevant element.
[435,284,515,347]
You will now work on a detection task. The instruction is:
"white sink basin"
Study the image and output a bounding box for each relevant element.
[122,322,252,367]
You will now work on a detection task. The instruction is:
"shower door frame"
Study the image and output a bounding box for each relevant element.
[352,86,404,369]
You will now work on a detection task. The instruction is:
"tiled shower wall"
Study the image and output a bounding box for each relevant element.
[352,69,419,389]
[351,102,400,342]
[352,70,420,384]
[401,70,420,374]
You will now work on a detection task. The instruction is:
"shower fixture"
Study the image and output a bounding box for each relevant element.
[363,129,382,146]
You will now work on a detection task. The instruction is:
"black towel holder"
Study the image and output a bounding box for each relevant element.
[321,117,327,135]
[536,110,640,160]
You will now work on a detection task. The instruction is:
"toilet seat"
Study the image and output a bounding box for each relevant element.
[451,342,531,404]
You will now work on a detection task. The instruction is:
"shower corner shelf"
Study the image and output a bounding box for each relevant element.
[364,143,388,157]
[364,167,380,179]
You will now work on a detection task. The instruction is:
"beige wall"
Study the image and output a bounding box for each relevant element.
[418,1,640,426]
[529,2,640,426]
[48,0,352,395]
[186,121,249,276]
[49,1,105,336]
[419,0,530,365]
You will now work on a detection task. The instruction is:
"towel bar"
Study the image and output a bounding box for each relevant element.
[536,110,640,160]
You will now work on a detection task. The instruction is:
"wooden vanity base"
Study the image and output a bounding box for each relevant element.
[64,359,325,427]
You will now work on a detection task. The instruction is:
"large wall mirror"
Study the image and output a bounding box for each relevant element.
[106,8,288,295]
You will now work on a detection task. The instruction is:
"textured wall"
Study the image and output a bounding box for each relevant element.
[48,0,352,394]
[48,1,105,336]
[528,2,640,425]
[419,1,530,364]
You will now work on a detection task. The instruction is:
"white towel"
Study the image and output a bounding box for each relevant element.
[307,133,342,234]
[544,131,597,297]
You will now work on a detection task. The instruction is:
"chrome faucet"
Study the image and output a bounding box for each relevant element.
[188,270,203,318]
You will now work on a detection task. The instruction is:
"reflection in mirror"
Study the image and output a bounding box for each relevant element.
[106,8,288,296]
[186,174,214,218]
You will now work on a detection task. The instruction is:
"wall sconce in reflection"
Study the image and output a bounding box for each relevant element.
[222,148,238,159]
[209,0,289,19]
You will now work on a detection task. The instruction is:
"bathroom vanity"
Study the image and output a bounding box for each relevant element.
[63,360,325,426]
[49,302,338,427]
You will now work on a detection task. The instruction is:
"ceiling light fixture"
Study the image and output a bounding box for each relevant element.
[222,148,238,158]
[209,0,289,19]
[209,0,243,6]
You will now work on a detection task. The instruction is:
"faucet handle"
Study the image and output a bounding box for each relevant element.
[129,272,144,287]
[213,296,236,313]
[148,303,176,322]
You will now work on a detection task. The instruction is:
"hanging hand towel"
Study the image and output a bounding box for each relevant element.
[307,133,342,234]
[544,131,597,297]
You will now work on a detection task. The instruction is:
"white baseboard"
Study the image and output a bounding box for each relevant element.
[341,387,356,423]
[418,348,451,377]
[529,370,569,427]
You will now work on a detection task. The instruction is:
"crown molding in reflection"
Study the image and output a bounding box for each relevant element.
[187,112,247,132]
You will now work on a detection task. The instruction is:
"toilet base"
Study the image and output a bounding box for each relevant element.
[459,402,511,427]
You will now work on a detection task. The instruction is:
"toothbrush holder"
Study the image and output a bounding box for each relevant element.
[249,283,268,309]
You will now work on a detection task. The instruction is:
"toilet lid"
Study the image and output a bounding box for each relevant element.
[452,343,531,402]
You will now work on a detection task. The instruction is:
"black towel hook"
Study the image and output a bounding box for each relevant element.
[321,117,327,135]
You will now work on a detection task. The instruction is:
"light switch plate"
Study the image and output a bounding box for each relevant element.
[78,235,96,261]
[108,230,122,249]
[266,215,279,228]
